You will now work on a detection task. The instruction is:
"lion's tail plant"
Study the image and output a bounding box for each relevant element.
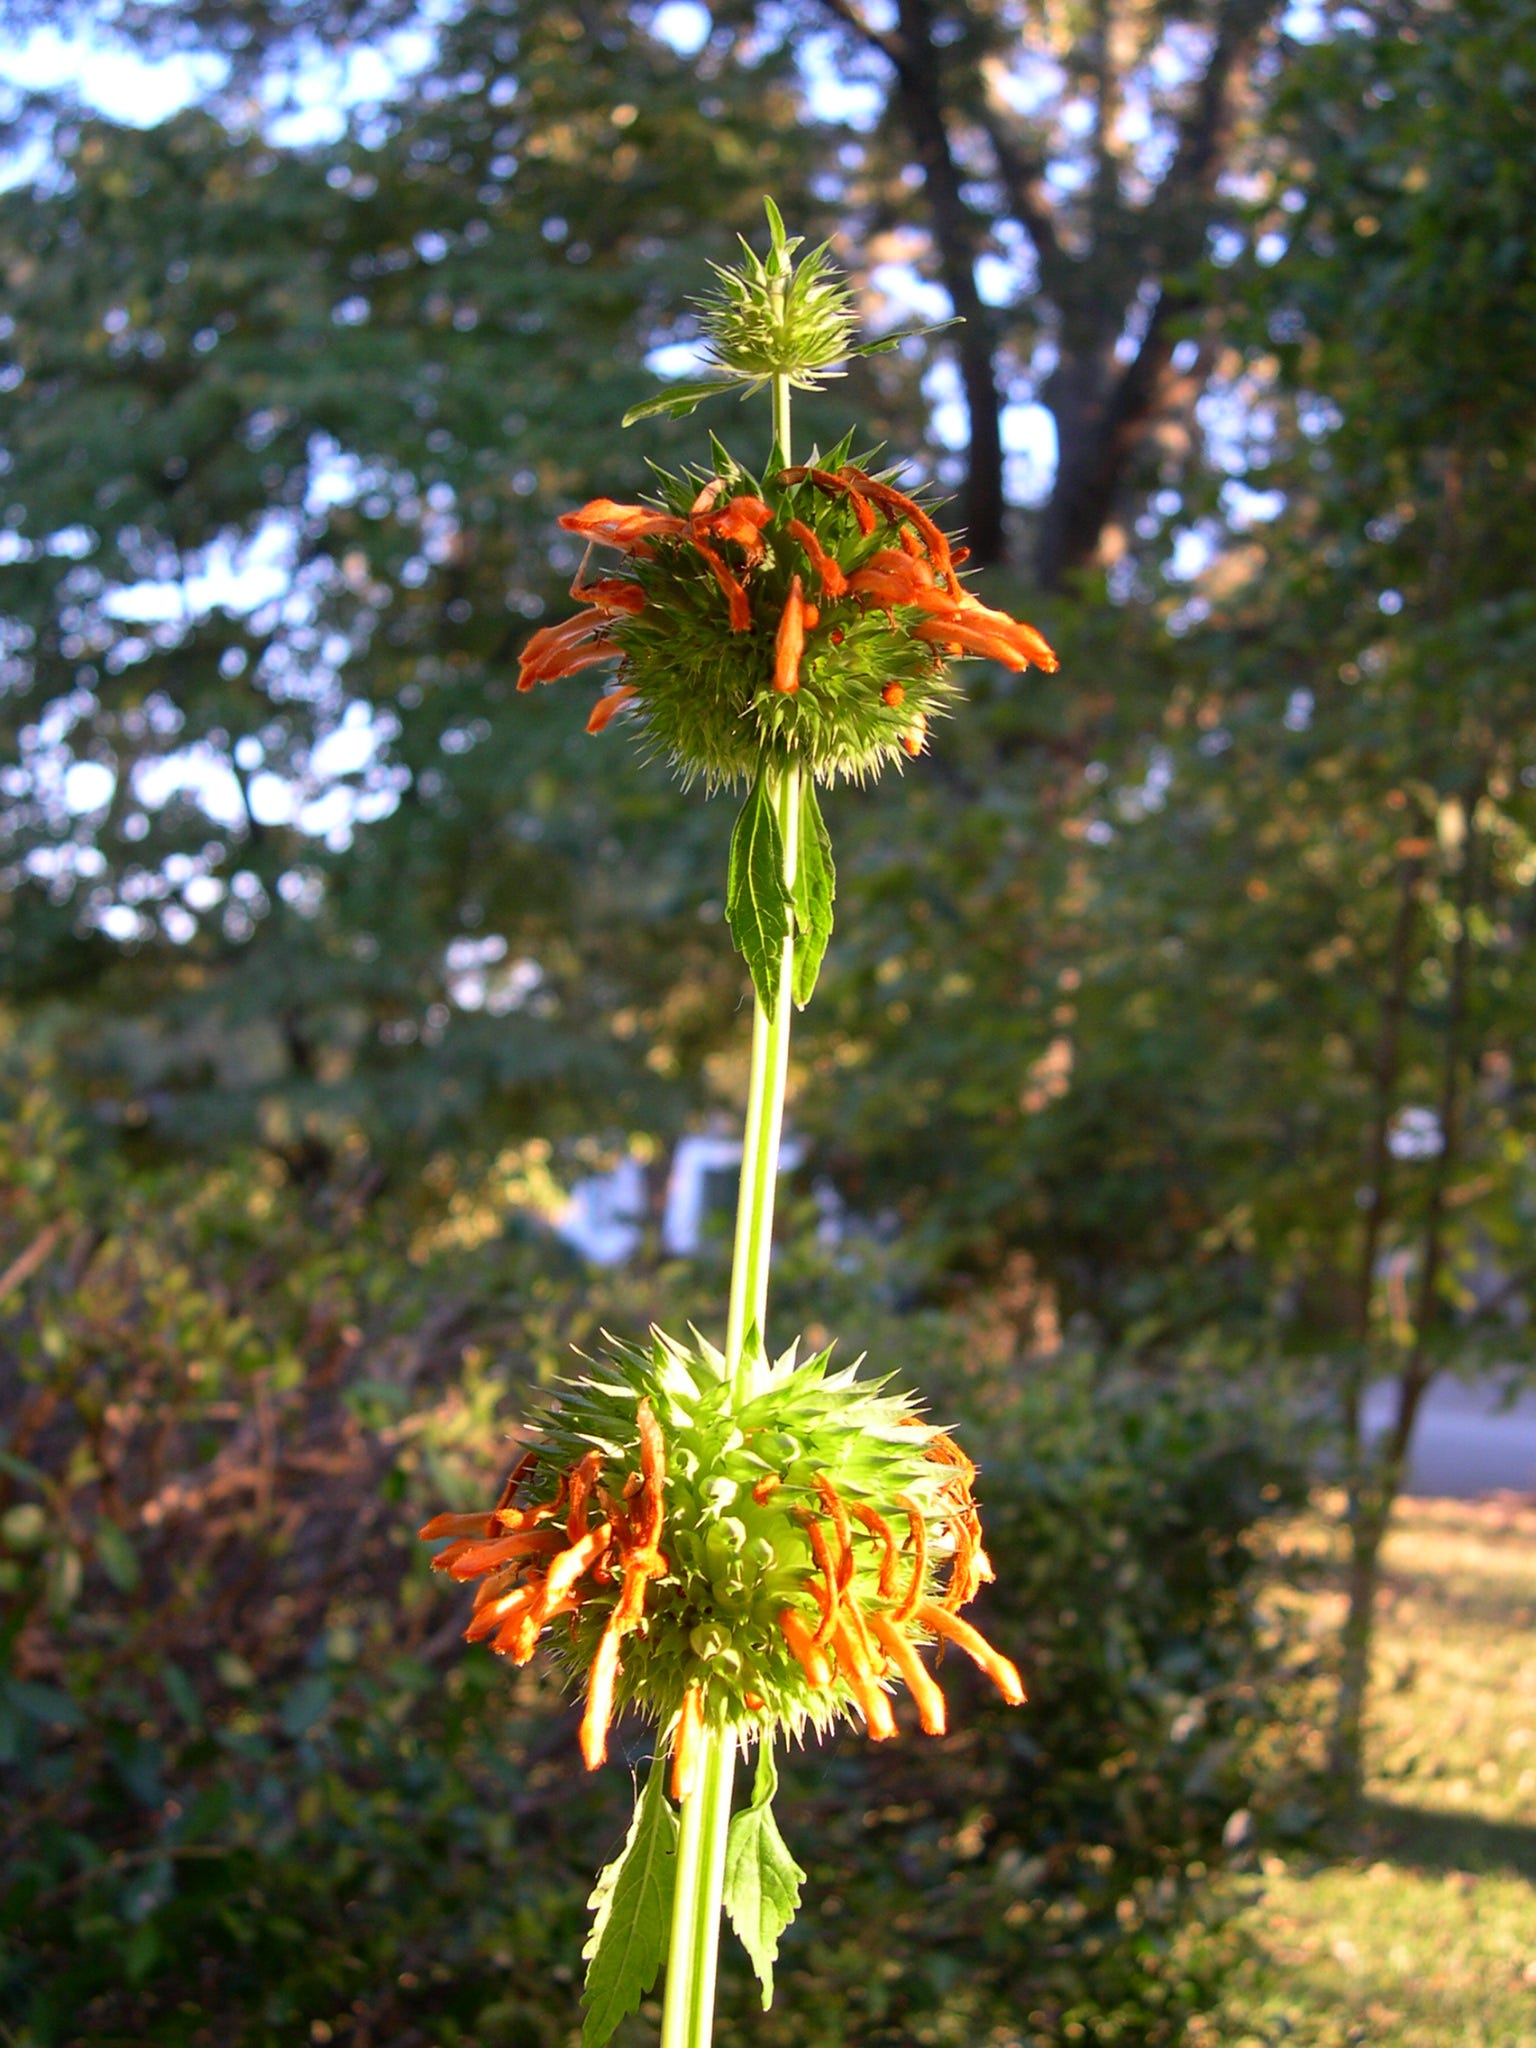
[417,200,1056,2048]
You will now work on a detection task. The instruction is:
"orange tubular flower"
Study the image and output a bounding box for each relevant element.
[868,1612,947,1736]
[558,498,689,549]
[516,612,621,692]
[831,1613,897,1740]
[912,601,1060,673]
[586,686,638,734]
[569,573,646,616]
[795,1506,843,1642]
[418,1510,497,1542]
[688,524,752,631]
[707,494,774,561]
[850,1501,899,1598]
[439,1529,563,1579]
[671,1683,706,1802]
[777,1606,833,1689]
[915,1600,1027,1706]
[840,468,961,595]
[813,1474,856,1592]
[891,1494,927,1622]
[773,575,808,693]
[785,517,848,598]
[778,464,877,536]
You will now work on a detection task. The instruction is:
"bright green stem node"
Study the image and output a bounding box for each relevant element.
[662,366,796,2048]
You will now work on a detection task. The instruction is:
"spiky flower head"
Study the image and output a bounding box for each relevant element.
[420,1330,1023,1797]
[518,436,1057,790]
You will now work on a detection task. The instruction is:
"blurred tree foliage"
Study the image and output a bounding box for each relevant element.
[0,6,858,1168]
[6,0,1295,581]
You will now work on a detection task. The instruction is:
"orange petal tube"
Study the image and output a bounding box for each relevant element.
[544,1522,613,1605]
[911,607,1058,673]
[671,1683,706,1802]
[786,517,848,598]
[832,1615,897,1740]
[586,686,638,734]
[797,1510,843,1642]
[774,575,808,694]
[840,468,960,595]
[418,1511,496,1541]
[580,1626,624,1769]
[517,612,621,690]
[915,1601,1026,1705]
[558,498,688,549]
[689,526,752,632]
[568,573,646,616]
[778,1606,833,1689]
[851,1501,900,1598]
[441,1530,562,1579]
[463,1582,540,1645]
[707,494,774,561]
[869,1612,947,1735]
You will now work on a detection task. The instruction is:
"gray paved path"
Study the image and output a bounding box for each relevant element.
[1363,1376,1536,1498]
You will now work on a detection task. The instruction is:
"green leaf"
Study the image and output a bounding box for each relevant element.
[621,379,737,427]
[7,1678,84,1731]
[763,193,791,269]
[846,315,963,359]
[95,1519,140,1592]
[0,1447,48,1491]
[791,779,836,1009]
[723,1737,805,2011]
[726,774,792,1013]
[582,1762,678,2048]
[279,1674,332,1738]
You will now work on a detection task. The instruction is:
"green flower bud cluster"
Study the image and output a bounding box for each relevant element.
[621,199,943,428]
[696,198,859,392]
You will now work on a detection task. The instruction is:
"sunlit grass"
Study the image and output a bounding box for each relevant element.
[1202,1495,1536,2047]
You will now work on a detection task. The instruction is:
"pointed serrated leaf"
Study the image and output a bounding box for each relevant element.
[791,779,835,1009]
[581,1764,678,2048]
[846,315,962,359]
[726,774,791,1012]
[622,380,737,427]
[723,1740,805,2011]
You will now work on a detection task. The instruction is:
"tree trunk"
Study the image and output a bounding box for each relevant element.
[952,308,1005,567]
[1329,790,1482,1800]
[887,0,1006,564]
[1330,1492,1388,1801]
[1035,294,1182,590]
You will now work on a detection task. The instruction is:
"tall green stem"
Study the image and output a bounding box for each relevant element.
[659,1727,738,2048]
[659,368,796,2048]
[724,758,800,1401]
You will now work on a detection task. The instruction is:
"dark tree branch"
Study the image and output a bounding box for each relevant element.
[975,108,1067,289]
[818,0,1007,561]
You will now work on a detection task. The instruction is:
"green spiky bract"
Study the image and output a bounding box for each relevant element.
[603,438,962,790]
[620,199,949,428]
[530,1327,948,1744]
